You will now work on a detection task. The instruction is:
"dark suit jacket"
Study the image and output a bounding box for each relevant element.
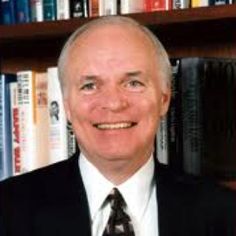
[0,154,235,236]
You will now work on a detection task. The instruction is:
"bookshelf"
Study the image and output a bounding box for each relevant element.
[0,4,235,188]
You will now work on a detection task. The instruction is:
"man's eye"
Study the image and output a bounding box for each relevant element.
[80,83,96,91]
[128,80,144,87]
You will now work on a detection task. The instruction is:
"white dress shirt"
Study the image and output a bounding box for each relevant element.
[79,154,159,236]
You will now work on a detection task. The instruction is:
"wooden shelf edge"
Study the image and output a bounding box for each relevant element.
[0,4,236,43]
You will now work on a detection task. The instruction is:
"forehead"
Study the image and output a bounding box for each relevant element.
[67,23,156,61]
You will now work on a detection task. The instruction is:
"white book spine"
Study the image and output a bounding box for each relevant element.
[156,116,168,165]
[120,0,145,14]
[35,72,50,168]
[172,0,189,9]
[47,67,68,164]
[56,0,70,20]
[9,82,21,175]
[31,0,43,22]
[99,0,117,16]
[17,71,37,173]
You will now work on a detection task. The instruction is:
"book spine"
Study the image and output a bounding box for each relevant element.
[1,0,16,24]
[202,59,236,179]
[70,0,84,18]
[17,71,37,173]
[168,59,183,173]
[99,0,117,16]
[47,67,68,164]
[15,0,31,23]
[145,0,172,11]
[172,0,189,9]
[56,0,70,20]
[30,0,43,22]
[120,0,145,14]
[208,0,229,5]
[0,74,17,181]
[35,72,50,169]
[9,82,21,175]
[89,0,99,17]
[156,116,168,164]
[191,0,208,7]
[181,58,204,176]
[43,0,57,21]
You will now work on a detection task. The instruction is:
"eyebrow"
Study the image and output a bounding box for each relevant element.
[125,71,142,77]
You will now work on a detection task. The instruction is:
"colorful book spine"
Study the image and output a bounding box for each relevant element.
[17,70,37,173]
[56,0,70,20]
[89,0,99,17]
[9,82,21,176]
[15,0,31,23]
[191,0,208,7]
[1,0,16,24]
[145,0,172,11]
[43,0,57,21]
[30,0,43,22]
[0,74,17,180]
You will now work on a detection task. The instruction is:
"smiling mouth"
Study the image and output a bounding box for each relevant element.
[93,122,137,130]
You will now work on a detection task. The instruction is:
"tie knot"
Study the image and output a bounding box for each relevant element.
[107,188,126,210]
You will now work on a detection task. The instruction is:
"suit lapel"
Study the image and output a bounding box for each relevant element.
[32,155,92,236]
[155,161,187,236]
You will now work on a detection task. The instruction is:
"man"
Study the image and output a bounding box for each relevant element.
[0,16,235,236]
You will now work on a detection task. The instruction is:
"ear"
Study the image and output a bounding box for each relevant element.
[63,98,71,122]
[160,86,171,117]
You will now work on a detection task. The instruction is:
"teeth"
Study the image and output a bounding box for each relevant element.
[95,122,134,130]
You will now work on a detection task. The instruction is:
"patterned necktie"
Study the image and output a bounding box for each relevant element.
[102,188,135,236]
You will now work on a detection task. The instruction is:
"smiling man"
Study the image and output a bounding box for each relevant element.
[0,16,235,236]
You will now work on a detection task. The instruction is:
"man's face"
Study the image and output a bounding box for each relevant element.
[63,24,170,170]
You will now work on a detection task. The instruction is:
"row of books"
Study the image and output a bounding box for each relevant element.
[0,67,77,181]
[0,57,235,181]
[156,57,236,180]
[1,0,234,25]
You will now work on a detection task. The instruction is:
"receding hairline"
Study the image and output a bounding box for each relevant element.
[58,16,172,94]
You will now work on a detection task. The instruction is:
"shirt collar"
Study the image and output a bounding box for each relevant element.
[79,153,155,222]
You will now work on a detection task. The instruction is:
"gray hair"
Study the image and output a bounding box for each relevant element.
[58,15,172,96]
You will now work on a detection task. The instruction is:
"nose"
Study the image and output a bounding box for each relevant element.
[101,86,129,112]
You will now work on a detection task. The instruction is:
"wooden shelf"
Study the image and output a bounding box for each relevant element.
[0,4,236,43]
[1,5,236,72]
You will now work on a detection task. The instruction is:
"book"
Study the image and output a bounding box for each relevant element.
[9,82,21,175]
[201,59,236,179]
[30,0,43,22]
[43,0,57,20]
[209,0,229,5]
[175,57,236,179]
[99,0,117,16]
[35,72,50,169]
[120,0,145,14]
[1,0,16,24]
[56,0,70,20]
[156,116,168,164]
[0,74,17,181]
[17,70,37,173]
[172,0,189,9]
[191,0,208,7]
[70,0,88,18]
[47,67,68,164]
[15,0,31,23]
[145,0,172,11]
[89,0,99,17]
